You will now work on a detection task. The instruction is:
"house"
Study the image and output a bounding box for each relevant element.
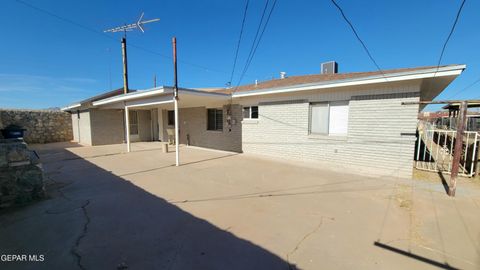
[62,63,465,178]
[62,88,136,146]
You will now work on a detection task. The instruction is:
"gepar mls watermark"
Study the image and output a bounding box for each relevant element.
[1,254,44,262]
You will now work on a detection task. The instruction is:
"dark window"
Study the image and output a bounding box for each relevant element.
[207,108,223,131]
[243,106,259,119]
[168,110,175,126]
[251,106,258,119]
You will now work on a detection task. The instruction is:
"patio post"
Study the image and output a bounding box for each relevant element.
[125,106,131,152]
[174,97,179,166]
[172,37,179,166]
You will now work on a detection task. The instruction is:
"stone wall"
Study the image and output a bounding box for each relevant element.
[0,109,73,144]
[0,139,45,208]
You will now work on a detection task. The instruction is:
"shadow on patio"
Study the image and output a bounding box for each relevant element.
[0,143,296,270]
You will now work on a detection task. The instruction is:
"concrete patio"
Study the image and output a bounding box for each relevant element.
[1,142,479,269]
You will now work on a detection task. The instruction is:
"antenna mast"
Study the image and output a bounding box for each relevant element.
[104,12,160,94]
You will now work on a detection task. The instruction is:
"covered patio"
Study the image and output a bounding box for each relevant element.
[92,87,238,163]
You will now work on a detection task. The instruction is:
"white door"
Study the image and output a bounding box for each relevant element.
[129,110,140,142]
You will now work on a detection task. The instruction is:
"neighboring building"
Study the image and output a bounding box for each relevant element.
[62,64,465,178]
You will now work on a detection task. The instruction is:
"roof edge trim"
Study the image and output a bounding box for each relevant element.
[232,65,466,98]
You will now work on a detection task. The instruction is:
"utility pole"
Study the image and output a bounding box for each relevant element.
[172,37,180,166]
[154,74,157,88]
[449,100,468,197]
[121,36,129,94]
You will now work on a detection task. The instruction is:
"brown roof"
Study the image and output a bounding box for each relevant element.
[214,65,450,94]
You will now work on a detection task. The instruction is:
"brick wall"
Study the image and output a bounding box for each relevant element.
[239,83,421,178]
[0,109,73,144]
[174,105,242,152]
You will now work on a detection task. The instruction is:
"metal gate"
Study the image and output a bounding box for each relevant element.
[415,122,479,177]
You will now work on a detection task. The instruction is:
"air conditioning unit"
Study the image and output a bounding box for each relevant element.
[321,61,338,74]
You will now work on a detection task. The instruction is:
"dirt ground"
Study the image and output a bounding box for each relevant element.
[1,142,479,270]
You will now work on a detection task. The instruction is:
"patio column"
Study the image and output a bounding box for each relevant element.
[125,106,131,152]
[174,96,179,166]
[172,37,180,166]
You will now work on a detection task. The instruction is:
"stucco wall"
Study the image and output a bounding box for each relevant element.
[90,109,125,146]
[169,105,242,152]
[0,109,73,144]
[239,83,420,178]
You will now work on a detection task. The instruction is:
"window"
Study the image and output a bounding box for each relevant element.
[167,110,175,126]
[309,101,349,135]
[207,108,223,131]
[243,106,259,119]
[129,110,139,135]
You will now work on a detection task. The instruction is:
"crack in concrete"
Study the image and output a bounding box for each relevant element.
[44,171,92,269]
[72,200,91,270]
[286,216,335,270]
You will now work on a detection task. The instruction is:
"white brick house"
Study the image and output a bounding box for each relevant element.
[63,64,465,178]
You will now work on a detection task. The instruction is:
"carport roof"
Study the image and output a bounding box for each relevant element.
[92,86,230,107]
[61,88,136,111]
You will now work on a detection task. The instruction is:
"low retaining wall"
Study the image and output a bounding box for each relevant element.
[0,139,45,208]
[0,109,73,144]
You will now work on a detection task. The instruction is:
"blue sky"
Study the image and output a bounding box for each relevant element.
[1,0,479,110]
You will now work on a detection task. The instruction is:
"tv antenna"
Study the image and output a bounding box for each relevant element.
[103,12,160,94]
[104,12,160,34]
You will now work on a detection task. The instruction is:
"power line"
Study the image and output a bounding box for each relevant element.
[14,0,238,78]
[241,0,278,83]
[229,0,250,86]
[330,0,385,76]
[448,76,480,99]
[240,0,270,77]
[235,0,278,90]
[434,0,466,77]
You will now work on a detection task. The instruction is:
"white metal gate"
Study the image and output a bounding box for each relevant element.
[415,122,479,177]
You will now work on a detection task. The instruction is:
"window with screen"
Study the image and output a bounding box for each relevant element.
[243,106,259,119]
[207,108,223,131]
[309,101,349,135]
[129,110,139,135]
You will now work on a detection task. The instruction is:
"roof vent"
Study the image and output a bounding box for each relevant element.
[280,71,287,79]
[321,61,338,74]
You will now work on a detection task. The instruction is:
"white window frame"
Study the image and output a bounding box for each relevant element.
[309,101,349,136]
[243,106,259,119]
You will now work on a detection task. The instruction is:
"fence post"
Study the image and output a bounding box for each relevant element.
[449,101,468,197]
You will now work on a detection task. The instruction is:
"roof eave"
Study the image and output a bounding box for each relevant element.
[61,103,82,112]
[92,86,231,107]
[93,87,168,106]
